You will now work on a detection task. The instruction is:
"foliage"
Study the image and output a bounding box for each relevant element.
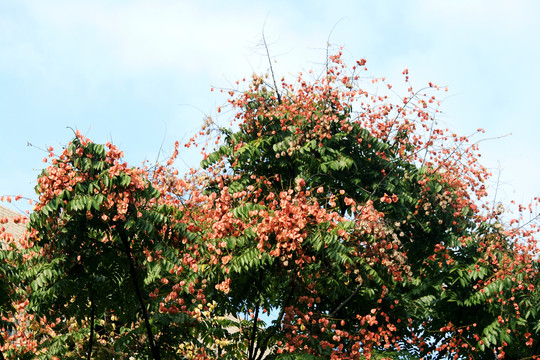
[1,51,540,359]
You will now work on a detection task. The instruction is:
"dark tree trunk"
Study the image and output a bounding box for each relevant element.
[86,293,95,360]
[120,231,161,360]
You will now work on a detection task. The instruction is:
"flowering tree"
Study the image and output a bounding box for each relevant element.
[184,52,540,359]
[1,51,540,359]
[1,137,201,359]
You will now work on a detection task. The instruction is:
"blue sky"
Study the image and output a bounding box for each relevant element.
[1,0,539,214]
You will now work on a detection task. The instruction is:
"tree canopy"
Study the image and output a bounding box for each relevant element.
[1,51,540,359]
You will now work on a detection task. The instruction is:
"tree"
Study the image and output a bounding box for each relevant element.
[0,249,16,360]
[2,137,200,359]
[1,50,540,359]
[182,52,540,359]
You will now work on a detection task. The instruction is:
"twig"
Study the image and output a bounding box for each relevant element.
[330,283,362,318]
[261,30,281,104]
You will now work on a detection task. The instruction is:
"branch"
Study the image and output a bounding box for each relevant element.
[119,230,161,360]
[532,337,540,356]
[261,31,281,104]
[330,283,362,318]
[255,280,296,360]
[248,302,260,360]
[86,292,95,360]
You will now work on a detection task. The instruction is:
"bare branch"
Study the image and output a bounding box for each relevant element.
[261,29,281,104]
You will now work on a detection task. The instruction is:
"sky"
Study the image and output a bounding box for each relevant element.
[1,0,539,215]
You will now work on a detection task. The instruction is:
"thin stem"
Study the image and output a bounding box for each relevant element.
[120,231,161,360]
[261,31,281,104]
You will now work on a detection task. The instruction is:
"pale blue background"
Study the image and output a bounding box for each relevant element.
[1,0,539,215]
